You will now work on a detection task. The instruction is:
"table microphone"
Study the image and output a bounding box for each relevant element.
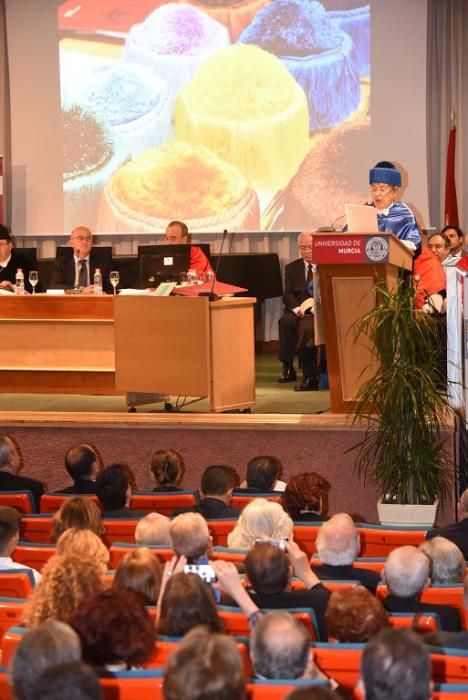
[199,229,228,301]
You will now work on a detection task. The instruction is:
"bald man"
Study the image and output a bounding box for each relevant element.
[49,226,112,293]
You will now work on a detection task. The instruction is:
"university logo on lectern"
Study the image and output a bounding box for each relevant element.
[365,236,389,262]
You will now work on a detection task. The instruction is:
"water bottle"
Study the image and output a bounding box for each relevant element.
[15,268,24,295]
[93,268,102,295]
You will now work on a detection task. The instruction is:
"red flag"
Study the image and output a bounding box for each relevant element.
[444,117,459,226]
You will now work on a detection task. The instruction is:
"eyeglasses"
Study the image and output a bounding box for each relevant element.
[72,236,92,242]
[299,245,313,251]
[370,185,393,194]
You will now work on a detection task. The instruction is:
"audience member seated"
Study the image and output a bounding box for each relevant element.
[55,528,110,573]
[0,505,41,583]
[54,444,99,494]
[251,611,316,680]
[423,574,468,649]
[11,620,81,700]
[426,487,468,559]
[51,497,103,542]
[151,448,186,491]
[419,536,465,584]
[71,589,154,669]
[238,455,287,493]
[116,461,138,490]
[158,571,223,637]
[0,435,44,511]
[170,512,212,561]
[35,662,101,700]
[112,547,162,605]
[325,586,389,643]
[173,465,240,519]
[135,512,171,545]
[382,545,462,632]
[163,626,245,700]
[284,472,331,522]
[96,464,135,517]
[360,628,432,700]
[24,554,104,627]
[314,514,381,593]
[227,498,293,550]
[243,541,330,640]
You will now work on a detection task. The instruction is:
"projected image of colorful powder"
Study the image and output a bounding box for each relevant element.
[58,0,370,233]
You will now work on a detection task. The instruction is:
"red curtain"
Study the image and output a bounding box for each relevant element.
[444,125,459,226]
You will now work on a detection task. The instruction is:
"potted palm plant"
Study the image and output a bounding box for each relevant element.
[350,279,453,526]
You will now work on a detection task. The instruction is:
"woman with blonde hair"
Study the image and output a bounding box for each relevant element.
[55,528,109,572]
[227,498,294,550]
[51,497,103,541]
[112,547,163,605]
[24,554,104,628]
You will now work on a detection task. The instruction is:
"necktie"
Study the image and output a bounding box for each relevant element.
[78,259,87,288]
[306,263,313,296]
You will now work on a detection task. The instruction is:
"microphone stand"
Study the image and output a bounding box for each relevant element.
[199,229,228,301]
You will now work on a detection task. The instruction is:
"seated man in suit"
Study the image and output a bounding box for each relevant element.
[164,220,213,276]
[278,231,321,391]
[49,226,112,293]
[0,435,44,512]
[0,225,34,293]
[54,443,99,494]
[173,465,240,519]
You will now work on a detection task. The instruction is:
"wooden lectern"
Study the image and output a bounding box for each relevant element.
[113,296,256,413]
[312,233,413,414]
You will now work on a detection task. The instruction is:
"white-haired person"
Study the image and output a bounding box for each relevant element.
[227,498,293,550]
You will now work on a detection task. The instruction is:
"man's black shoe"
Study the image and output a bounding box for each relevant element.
[278,368,297,383]
[294,378,319,391]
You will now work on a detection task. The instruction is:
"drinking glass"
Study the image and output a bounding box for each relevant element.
[29,270,39,294]
[110,271,119,295]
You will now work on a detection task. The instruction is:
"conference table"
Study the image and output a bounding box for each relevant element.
[0,294,256,413]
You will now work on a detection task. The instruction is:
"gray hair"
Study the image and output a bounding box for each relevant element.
[251,611,310,679]
[316,513,359,566]
[169,512,210,558]
[0,436,17,471]
[135,512,170,546]
[419,537,465,584]
[384,546,430,597]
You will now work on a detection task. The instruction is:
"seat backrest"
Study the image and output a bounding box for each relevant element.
[13,543,56,571]
[218,606,318,641]
[40,493,100,514]
[20,515,53,544]
[246,679,330,700]
[430,647,468,684]
[292,524,321,556]
[419,585,467,629]
[211,547,248,564]
[97,668,164,700]
[1,625,26,666]
[312,642,364,693]
[208,520,237,547]
[388,612,440,633]
[102,520,140,546]
[129,491,197,516]
[357,524,427,557]
[0,666,13,700]
[230,494,283,511]
[109,544,173,569]
[311,555,386,574]
[433,684,468,699]
[0,491,34,514]
[145,637,252,676]
[0,598,27,641]
[0,570,35,598]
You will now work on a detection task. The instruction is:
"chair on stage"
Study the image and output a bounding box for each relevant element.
[129,491,197,516]
[0,491,35,514]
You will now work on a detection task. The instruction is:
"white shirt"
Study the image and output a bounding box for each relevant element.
[0,556,41,584]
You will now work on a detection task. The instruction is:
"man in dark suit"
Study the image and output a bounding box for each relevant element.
[0,436,44,512]
[0,225,34,293]
[426,488,468,559]
[54,443,98,494]
[173,465,240,519]
[278,231,320,391]
[49,226,112,293]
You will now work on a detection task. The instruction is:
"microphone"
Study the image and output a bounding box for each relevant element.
[199,229,228,301]
[317,213,347,232]
[330,213,346,231]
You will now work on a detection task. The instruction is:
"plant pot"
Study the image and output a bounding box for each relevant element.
[377,498,439,527]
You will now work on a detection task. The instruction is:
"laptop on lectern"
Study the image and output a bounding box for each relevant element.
[345,204,379,233]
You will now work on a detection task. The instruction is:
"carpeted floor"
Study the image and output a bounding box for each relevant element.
[0,353,330,414]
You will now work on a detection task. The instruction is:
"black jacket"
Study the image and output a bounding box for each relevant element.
[50,250,112,293]
[0,250,34,293]
[173,497,240,519]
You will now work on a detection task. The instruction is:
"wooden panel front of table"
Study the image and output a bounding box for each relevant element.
[114,296,256,412]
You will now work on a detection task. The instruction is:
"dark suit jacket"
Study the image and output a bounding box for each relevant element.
[173,497,240,519]
[424,630,468,649]
[311,563,381,594]
[50,250,113,293]
[0,471,44,512]
[283,258,311,311]
[53,480,97,495]
[426,518,468,560]
[384,594,462,632]
[249,584,330,640]
[0,250,34,293]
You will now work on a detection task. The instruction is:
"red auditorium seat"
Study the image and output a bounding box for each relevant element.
[230,494,283,510]
[40,493,100,514]
[12,543,56,571]
[357,524,427,557]
[0,491,34,514]
[108,544,173,569]
[20,516,53,543]
[0,598,27,641]
[208,520,237,547]
[129,491,197,516]
[0,571,34,599]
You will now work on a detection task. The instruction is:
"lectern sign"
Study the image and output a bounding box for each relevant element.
[312,234,390,265]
